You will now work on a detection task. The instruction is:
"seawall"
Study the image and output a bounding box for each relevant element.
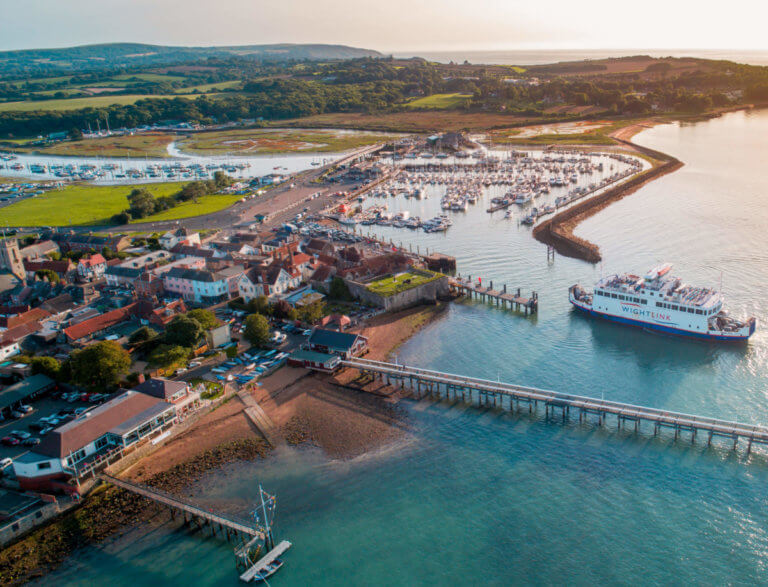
[532,139,683,263]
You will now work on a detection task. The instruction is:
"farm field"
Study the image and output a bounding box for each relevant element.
[176,80,242,93]
[405,93,473,109]
[178,128,397,154]
[0,93,207,112]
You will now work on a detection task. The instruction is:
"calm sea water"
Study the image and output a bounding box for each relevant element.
[45,109,768,585]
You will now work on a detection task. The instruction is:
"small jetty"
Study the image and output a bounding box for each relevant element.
[450,276,538,314]
[343,358,768,455]
[240,540,292,583]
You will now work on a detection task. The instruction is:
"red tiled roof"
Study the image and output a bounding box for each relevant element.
[80,254,106,268]
[0,307,51,329]
[63,303,137,342]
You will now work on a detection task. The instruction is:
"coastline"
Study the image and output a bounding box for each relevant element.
[532,133,683,263]
[0,303,447,583]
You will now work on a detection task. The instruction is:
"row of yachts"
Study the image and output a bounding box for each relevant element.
[0,159,251,181]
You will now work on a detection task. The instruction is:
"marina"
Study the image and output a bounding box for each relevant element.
[335,149,645,235]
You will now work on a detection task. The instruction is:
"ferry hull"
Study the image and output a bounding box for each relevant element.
[570,301,752,342]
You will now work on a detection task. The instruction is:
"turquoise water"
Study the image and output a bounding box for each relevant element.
[46,109,768,585]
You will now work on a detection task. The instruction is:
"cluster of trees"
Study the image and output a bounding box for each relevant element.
[30,340,131,389]
[114,172,232,222]
[3,56,768,139]
[130,308,219,370]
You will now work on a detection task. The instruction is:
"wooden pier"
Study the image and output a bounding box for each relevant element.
[450,276,538,314]
[343,358,768,454]
[100,473,265,541]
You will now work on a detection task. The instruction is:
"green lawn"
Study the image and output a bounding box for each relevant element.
[405,93,473,110]
[133,194,243,223]
[2,182,183,226]
[0,93,207,112]
[366,271,442,297]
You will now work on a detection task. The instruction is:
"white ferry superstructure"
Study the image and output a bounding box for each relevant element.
[568,264,756,341]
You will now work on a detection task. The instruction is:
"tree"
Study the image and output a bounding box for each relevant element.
[297,301,325,325]
[329,277,353,301]
[35,269,60,283]
[127,188,156,219]
[272,299,297,321]
[244,313,270,346]
[30,356,62,380]
[247,295,271,316]
[187,308,218,330]
[213,170,232,189]
[68,341,130,388]
[69,127,83,140]
[148,344,189,369]
[129,325,158,345]
[163,314,205,347]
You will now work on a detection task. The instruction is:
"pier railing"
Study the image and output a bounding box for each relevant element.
[343,358,768,451]
[100,473,264,538]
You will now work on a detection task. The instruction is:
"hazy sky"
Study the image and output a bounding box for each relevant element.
[1,0,767,52]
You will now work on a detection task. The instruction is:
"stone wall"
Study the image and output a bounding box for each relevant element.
[345,271,450,311]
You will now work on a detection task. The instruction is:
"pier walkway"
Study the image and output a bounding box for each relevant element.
[343,358,768,453]
[100,473,264,540]
[450,276,538,314]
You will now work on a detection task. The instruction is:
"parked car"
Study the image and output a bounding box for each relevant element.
[74,407,89,416]
[11,430,31,440]
[18,405,34,414]
[10,410,25,419]
[39,426,53,436]
[0,457,12,469]
[188,361,202,368]
[22,437,40,446]
[1,436,20,446]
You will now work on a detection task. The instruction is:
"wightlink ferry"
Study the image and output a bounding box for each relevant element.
[569,264,756,341]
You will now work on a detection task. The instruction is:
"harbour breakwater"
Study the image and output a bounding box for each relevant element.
[533,139,683,263]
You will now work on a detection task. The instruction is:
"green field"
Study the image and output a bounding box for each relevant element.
[176,80,241,93]
[112,73,187,83]
[1,182,191,226]
[0,93,207,113]
[133,194,243,222]
[365,270,442,297]
[405,93,473,110]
